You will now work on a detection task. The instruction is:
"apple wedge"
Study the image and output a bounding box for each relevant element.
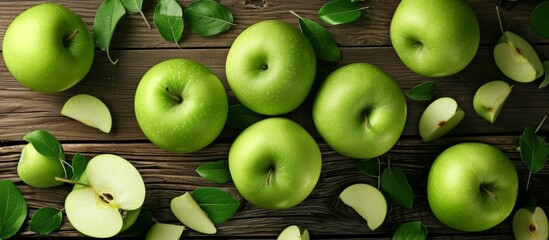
[473,80,512,123]
[61,94,112,133]
[146,223,185,240]
[419,97,464,142]
[339,183,387,231]
[513,207,549,240]
[494,31,544,83]
[277,225,310,240]
[171,192,216,234]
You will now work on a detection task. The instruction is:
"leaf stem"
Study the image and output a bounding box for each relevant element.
[526,171,533,192]
[496,6,505,36]
[289,10,302,19]
[376,158,381,189]
[55,177,91,188]
[139,10,151,29]
[106,50,119,65]
[64,29,80,44]
[535,115,547,133]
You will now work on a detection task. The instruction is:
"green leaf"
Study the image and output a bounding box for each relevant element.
[154,0,184,48]
[120,0,151,29]
[227,104,266,130]
[191,187,240,224]
[318,0,367,25]
[196,160,231,183]
[381,167,414,209]
[538,61,549,89]
[0,180,28,239]
[292,12,341,62]
[29,207,63,235]
[184,0,234,37]
[392,221,427,240]
[23,130,64,161]
[357,159,379,177]
[520,126,548,173]
[71,153,89,181]
[119,210,157,236]
[93,0,126,65]
[531,1,549,38]
[406,82,436,101]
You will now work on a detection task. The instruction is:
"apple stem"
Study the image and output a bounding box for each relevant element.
[64,29,80,44]
[55,177,91,188]
[363,111,371,130]
[495,6,505,36]
[376,158,381,189]
[265,167,274,186]
[481,186,499,200]
[164,85,183,102]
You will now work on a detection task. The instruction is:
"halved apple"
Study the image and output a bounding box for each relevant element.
[146,223,185,240]
[61,94,112,133]
[277,225,310,240]
[494,31,544,83]
[171,192,216,234]
[419,97,464,142]
[339,183,387,231]
[64,154,146,238]
[513,206,549,240]
[473,80,512,123]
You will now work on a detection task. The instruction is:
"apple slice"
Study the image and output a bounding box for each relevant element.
[277,225,310,240]
[339,183,387,231]
[473,80,512,123]
[494,31,544,83]
[61,94,112,133]
[171,192,216,234]
[419,97,464,142]
[146,223,185,240]
[64,154,146,238]
[513,207,549,240]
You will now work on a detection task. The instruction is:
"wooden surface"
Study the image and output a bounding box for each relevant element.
[1,0,549,239]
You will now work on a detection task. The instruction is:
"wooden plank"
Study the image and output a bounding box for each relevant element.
[2,46,549,142]
[1,136,546,238]
[0,0,547,51]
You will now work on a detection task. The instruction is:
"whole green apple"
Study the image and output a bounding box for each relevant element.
[134,58,228,153]
[17,143,65,188]
[225,20,316,115]
[427,142,519,232]
[2,3,94,92]
[313,63,407,159]
[228,118,322,210]
[390,0,480,77]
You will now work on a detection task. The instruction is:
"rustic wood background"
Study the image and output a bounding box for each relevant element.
[1,0,549,239]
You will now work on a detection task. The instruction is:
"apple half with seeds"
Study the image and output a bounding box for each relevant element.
[171,192,216,234]
[494,31,544,83]
[146,223,185,240]
[61,94,112,133]
[473,80,512,123]
[419,97,464,142]
[513,207,549,240]
[339,183,387,231]
[277,225,310,240]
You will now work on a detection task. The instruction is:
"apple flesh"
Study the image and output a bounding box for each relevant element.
[171,192,216,234]
[61,94,112,133]
[65,154,146,238]
[419,97,464,142]
[339,183,387,231]
[473,80,512,123]
[513,207,549,240]
[146,223,185,240]
[277,225,310,240]
[17,143,65,188]
[494,31,544,83]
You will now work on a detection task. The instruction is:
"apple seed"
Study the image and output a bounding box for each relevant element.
[530,223,536,232]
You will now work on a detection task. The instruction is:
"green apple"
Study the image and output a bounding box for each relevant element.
[225,20,316,115]
[339,183,387,231]
[427,142,519,232]
[171,192,216,234]
[494,31,544,83]
[64,154,146,238]
[390,0,480,77]
[2,3,94,93]
[134,58,228,153]
[17,143,64,188]
[419,97,464,142]
[277,225,309,240]
[228,118,322,210]
[473,80,512,123]
[313,63,407,159]
[146,223,185,240]
[513,206,549,240]
[61,94,112,133]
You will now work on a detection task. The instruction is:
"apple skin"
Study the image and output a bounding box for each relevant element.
[134,58,228,153]
[2,3,94,92]
[390,0,480,77]
[225,20,316,115]
[228,118,322,210]
[313,63,407,159]
[17,143,65,188]
[427,142,519,232]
